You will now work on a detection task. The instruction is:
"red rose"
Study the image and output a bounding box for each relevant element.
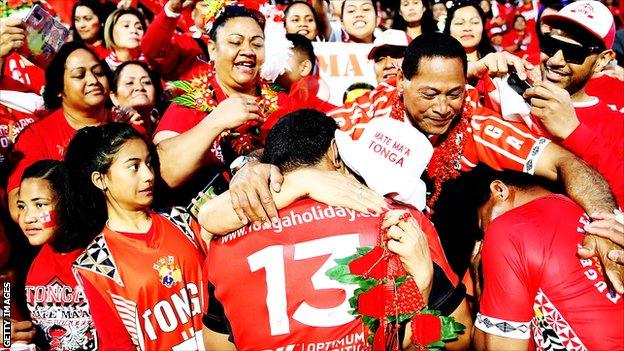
[411,314,442,347]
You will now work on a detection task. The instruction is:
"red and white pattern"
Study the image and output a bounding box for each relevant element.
[532,289,586,351]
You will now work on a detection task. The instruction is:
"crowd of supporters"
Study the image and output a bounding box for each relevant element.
[0,0,623,350]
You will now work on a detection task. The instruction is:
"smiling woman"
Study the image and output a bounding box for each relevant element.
[153,6,288,204]
[71,0,112,59]
[341,0,377,43]
[443,2,495,62]
[284,1,321,41]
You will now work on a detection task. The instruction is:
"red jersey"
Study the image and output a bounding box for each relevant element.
[26,245,97,350]
[72,209,207,351]
[562,98,624,207]
[327,81,550,176]
[7,109,76,192]
[206,199,458,350]
[476,195,624,350]
[585,75,624,113]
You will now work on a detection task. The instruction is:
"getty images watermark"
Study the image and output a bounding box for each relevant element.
[2,282,10,348]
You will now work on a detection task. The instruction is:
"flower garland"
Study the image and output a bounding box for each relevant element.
[389,93,472,211]
[169,63,279,156]
[326,212,464,350]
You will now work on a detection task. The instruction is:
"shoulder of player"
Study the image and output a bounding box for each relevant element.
[468,107,536,137]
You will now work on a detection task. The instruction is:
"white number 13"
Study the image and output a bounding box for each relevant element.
[247,234,361,336]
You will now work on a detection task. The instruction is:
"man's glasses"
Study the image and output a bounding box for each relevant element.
[540,35,603,65]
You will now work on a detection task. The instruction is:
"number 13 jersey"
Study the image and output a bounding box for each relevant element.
[206,199,458,350]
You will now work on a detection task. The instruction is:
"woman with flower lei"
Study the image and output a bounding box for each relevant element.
[153,5,288,199]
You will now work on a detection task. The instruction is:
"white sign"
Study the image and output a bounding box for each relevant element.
[312,42,377,106]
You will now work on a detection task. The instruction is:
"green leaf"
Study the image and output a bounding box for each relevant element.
[334,253,360,265]
[326,265,349,280]
[357,247,373,255]
[425,340,446,349]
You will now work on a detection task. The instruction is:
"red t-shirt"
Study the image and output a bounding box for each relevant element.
[561,98,624,208]
[328,81,550,176]
[25,244,97,350]
[585,75,624,113]
[206,199,458,349]
[476,195,624,350]
[7,109,76,192]
[73,209,206,351]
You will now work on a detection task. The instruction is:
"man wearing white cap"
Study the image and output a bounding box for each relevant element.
[523,0,624,208]
[367,29,409,84]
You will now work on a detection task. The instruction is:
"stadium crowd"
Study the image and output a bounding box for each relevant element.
[0,0,623,350]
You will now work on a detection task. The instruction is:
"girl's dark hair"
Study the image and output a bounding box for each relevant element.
[284,1,323,40]
[21,160,65,251]
[55,123,146,252]
[70,0,109,42]
[21,160,64,194]
[104,8,147,49]
[42,42,112,110]
[391,0,437,34]
[443,1,495,59]
[208,6,266,41]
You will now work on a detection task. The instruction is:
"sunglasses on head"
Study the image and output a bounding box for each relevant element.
[540,35,603,64]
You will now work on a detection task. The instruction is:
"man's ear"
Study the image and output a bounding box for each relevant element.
[91,171,107,192]
[300,59,313,77]
[593,50,616,74]
[328,138,347,172]
[396,68,405,93]
[489,180,510,201]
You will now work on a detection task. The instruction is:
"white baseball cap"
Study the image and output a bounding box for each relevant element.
[541,0,615,48]
[367,29,409,60]
[335,117,433,210]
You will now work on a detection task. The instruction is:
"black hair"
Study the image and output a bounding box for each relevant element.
[284,0,322,38]
[263,109,337,172]
[443,1,496,59]
[340,0,378,19]
[391,0,437,34]
[465,165,558,209]
[54,123,147,252]
[112,60,163,101]
[208,6,266,41]
[286,33,317,71]
[71,0,109,42]
[42,42,112,110]
[104,8,147,49]
[21,160,64,193]
[402,32,468,80]
[342,82,375,102]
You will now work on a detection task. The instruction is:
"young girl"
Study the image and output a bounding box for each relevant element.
[60,123,207,350]
[17,160,98,350]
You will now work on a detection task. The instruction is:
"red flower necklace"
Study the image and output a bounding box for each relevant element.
[326,212,465,350]
[169,63,279,156]
[388,93,473,211]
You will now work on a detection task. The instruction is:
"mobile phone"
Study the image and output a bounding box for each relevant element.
[21,5,69,67]
[186,171,230,219]
[507,72,533,97]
